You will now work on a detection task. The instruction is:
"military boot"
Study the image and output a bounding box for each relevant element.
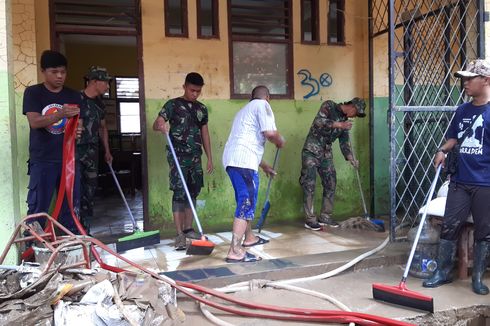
[423,239,457,288]
[303,193,321,231]
[303,193,315,221]
[319,196,339,227]
[472,240,490,295]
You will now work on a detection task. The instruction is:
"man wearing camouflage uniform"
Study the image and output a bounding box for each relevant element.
[300,97,366,231]
[153,72,214,250]
[78,66,113,232]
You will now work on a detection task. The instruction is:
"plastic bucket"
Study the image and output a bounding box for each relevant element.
[32,243,90,269]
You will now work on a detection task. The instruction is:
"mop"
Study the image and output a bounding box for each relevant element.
[372,165,441,313]
[110,163,160,252]
[166,133,214,255]
[340,143,384,232]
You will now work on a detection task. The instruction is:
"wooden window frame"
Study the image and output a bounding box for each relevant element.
[197,0,219,39]
[301,0,319,44]
[227,0,294,99]
[164,0,188,38]
[327,0,345,46]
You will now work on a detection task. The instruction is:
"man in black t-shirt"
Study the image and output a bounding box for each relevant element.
[23,50,81,233]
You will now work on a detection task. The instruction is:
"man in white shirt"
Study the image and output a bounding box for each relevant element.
[222,86,285,263]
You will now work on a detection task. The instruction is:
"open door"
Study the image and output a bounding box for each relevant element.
[50,0,148,242]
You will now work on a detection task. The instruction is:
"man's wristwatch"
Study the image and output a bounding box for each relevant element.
[435,148,448,154]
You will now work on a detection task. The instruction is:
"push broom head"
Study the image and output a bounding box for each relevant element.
[372,282,434,313]
[186,236,215,255]
[116,230,161,253]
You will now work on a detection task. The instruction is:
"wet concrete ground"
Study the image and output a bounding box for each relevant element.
[89,194,490,325]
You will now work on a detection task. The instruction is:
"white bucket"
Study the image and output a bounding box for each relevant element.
[32,243,90,269]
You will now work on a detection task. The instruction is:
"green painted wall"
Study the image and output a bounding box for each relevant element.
[145,99,371,236]
[372,97,390,216]
[0,74,20,264]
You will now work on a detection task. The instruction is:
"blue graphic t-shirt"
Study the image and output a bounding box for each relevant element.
[447,102,490,186]
[23,84,81,162]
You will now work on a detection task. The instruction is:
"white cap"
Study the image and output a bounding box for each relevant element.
[454,59,490,78]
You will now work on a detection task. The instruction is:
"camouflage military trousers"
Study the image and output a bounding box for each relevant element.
[167,151,203,211]
[299,149,336,223]
[78,143,99,228]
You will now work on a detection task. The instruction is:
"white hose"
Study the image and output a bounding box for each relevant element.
[199,294,237,326]
[216,236,390,292]
[197,236,390,326]
[200,281,357,326]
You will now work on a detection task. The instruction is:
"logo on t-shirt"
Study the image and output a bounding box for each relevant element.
[459,114,484,155]
[42,104,66,135]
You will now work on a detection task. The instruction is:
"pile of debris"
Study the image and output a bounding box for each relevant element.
[0,263,183,325]
[0,215,184,326]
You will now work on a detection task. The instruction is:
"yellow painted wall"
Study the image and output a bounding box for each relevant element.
[34,0,48,82]
[141,0,230,99]
[64,43,138,90]
[142,0,368,102]
[292,0,369,101]
[12,0,37,218]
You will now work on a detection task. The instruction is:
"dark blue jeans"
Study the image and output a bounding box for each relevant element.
[26,160,80,234]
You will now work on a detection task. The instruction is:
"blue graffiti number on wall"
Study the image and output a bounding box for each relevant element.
[297,69,333,99]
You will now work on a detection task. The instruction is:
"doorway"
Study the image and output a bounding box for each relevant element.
[50,0,147,242]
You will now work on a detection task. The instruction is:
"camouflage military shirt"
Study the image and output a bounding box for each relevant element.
[159,97,208,157]
[79,92,106,145]
[302,100,352,158]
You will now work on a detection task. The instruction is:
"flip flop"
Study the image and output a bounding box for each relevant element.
[242,236,270,247]
[225,252,262,263]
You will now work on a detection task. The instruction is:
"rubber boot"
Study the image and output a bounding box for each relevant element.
[423,239,457,288]
[472,241,490,295]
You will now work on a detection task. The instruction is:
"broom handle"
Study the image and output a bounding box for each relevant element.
[401,164,442,281]
[166,133,204,235]
[264,148,280,201]
[350,142,368,217]
[108,163,139,231]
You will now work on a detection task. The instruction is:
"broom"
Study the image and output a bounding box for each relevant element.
[166,133,214,255]
[372,164,441,313]
[255,148,280,233]
[109,163,161,252]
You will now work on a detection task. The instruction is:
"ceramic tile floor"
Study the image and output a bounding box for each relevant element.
[88,191,144,241]
[92,223,389,274]
[88,193,389,274]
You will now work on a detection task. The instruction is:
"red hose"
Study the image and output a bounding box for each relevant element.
[21,116,414,325]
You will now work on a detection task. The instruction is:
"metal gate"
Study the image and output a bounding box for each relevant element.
[369,0,484,239]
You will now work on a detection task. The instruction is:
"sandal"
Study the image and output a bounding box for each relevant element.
[242,236,269,247]
[225,252,262,263]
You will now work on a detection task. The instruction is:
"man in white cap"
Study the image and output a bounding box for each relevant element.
[423,59,490,295]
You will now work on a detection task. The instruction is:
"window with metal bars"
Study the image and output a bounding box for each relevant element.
[116,77,140,134]
[328,0,345,45]
[301,0,319,44]
[197,0,219,39]
[165,0,188,37]
[229,0,292,98]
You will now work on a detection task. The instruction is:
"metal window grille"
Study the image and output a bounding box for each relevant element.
[370,0,483,240]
